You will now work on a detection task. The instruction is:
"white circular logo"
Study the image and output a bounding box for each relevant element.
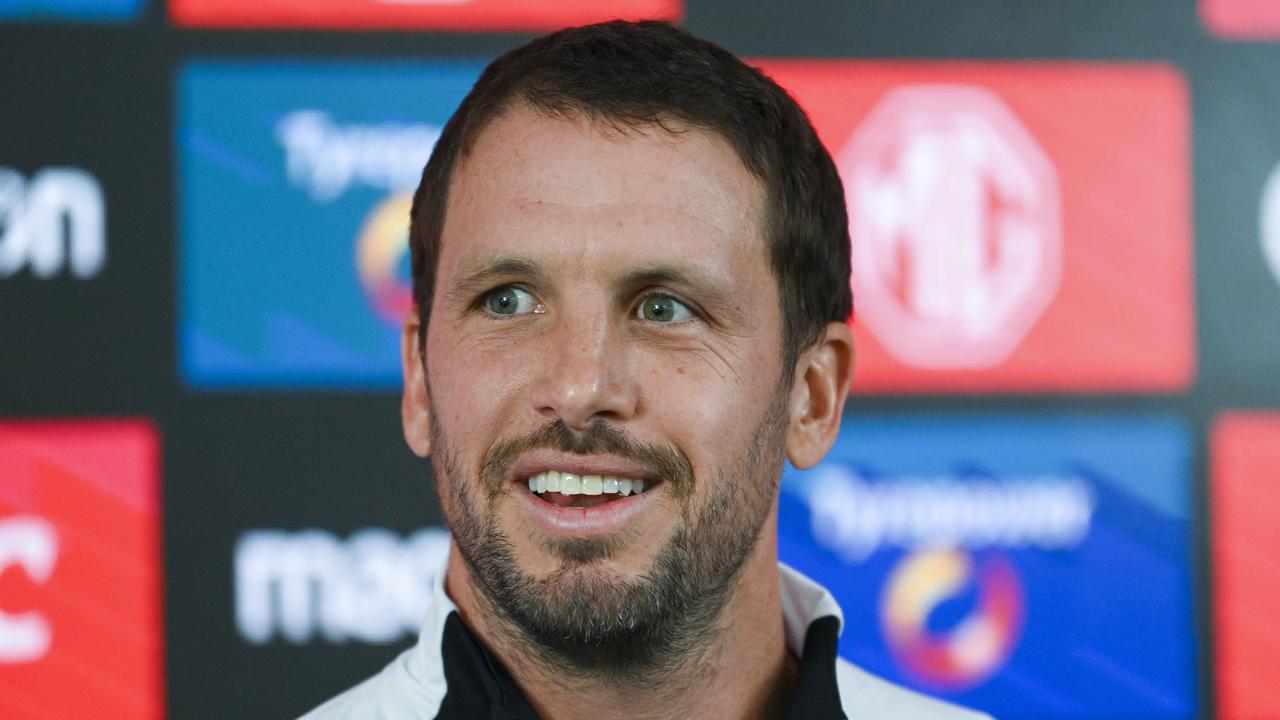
[839,86,1062,369]
[1261,160,1280,289]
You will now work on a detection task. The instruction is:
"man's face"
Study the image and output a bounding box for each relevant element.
[414,106,794,675]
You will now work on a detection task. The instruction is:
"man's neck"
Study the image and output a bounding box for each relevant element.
[443,527,796,720]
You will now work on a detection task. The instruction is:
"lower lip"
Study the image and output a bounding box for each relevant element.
[512,481,659,537]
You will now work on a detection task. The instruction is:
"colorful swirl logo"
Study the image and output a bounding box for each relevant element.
[356,192,414,326]
[880,547,1024,689]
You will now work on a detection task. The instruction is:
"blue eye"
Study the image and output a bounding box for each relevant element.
[483,286,537,316]
[637,294,692,323]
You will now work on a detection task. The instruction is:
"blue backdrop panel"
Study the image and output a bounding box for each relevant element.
[778,415,1197,720]
[0,0,142,19]
[177,61,486,388]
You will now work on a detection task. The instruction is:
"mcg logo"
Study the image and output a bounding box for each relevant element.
[840,86,1061,369]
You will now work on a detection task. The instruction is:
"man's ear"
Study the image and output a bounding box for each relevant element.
[786,321,855,470]
[401,311,432,458]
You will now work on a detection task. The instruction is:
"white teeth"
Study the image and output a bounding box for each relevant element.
[526,471,650,497]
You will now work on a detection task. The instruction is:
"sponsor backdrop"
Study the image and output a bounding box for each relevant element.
[779,416,1198,719]
[0,421,163,718]
[1210,414,1280,720]
[169,0,682,31]
[0,0,144,20]
[178,61,486,388]
[4,1,1280,718]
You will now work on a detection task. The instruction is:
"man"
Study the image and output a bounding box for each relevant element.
[305,20,992,720]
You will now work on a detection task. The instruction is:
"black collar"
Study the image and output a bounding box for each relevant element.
[432,611,847,719]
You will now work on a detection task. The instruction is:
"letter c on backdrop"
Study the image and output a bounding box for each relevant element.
[0,516,58,663]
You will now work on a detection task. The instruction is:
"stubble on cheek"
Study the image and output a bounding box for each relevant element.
[425,403,694,567]
[423,378,793,683]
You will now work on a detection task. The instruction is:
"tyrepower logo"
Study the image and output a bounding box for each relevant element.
[1211,413,1280,720]
[170,0,681,30]
[275,110,439,203]
[1200,0,1280,39]
[778,416,1198,717]
[179,62,484,389]
[0,420,163,718]
[801,464,1088,690]
[274,109,429,325]
[756,62,1193,393]
[0,167,105,280]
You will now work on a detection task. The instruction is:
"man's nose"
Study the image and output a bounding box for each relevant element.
[529,311,638,430]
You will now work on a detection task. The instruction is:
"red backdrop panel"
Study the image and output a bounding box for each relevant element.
[0,420,163,720]
[170,0,682,30]
[756,61,1193,394]
[1212,413,1280,720]
[1200,0,1280,39]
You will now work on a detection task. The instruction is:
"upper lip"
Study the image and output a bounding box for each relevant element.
[509,450,662,484]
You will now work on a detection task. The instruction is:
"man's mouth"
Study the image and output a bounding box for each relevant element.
[523,470,654,510]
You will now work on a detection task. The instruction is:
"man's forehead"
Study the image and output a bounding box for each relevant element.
[450,107,762,224]
[437,106,770,282]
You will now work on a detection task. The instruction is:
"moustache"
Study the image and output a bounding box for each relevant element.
[480,419,694,502]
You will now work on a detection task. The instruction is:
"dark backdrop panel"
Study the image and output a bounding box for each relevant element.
[1196,45,1280,406]
[4,2,1278,718]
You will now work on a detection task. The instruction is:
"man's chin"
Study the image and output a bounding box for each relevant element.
[537,534,628,565]
[516,540,655,616]
[502,563,677,670]
[464,519,746,682]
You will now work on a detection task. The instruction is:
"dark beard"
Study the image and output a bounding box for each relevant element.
[429,396,789,683]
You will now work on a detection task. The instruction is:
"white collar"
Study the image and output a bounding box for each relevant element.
[778,561,845,655]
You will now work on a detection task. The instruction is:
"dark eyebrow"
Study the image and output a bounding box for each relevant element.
[620,266,719,294]
[444,255,547,307]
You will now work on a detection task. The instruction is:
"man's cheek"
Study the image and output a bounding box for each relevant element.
[649,389,737,450]
[461,343,541,394]
[656,334,765,387]
[433,359,521,422]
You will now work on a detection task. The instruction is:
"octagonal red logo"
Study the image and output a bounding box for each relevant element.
[755,61,1192,393]
[840,85,1062,368]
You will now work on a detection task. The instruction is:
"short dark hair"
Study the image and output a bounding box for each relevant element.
[410,20,852,370]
